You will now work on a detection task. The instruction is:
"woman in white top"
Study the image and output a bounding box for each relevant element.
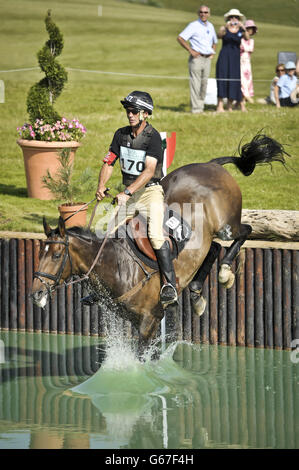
[257,64,285,105]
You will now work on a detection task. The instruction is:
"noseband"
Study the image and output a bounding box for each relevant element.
[34,234,73,294]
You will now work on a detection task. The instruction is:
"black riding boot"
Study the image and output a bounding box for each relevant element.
[154,241,178,309]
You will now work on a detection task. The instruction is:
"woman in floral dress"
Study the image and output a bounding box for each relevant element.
[240,20,258,107]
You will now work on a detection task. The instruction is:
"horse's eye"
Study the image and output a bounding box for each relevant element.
[52,252,62,260]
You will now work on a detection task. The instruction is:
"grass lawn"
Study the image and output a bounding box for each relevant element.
[0,0,298,233]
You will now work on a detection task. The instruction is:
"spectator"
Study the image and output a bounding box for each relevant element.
[240,19,258,107]
[257,64,286,105]
[177,5,217,114]
[274,61,299,107]
[291,58,299,104]
[216,8,249,112]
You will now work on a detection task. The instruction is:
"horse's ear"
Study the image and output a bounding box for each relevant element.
[58,216,66,238]
[43,216,52,238]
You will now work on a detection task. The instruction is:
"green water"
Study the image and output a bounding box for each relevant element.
[0,331,298,449]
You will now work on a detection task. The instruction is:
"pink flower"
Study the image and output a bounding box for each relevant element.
[18,117,86,141]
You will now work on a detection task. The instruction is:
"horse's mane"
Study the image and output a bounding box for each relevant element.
[66,226,101,243]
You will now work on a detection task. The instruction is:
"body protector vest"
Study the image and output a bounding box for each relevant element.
[119,125,163,187]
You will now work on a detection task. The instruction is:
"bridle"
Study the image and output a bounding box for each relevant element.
[33,197,111,296]
[33,233,73,294]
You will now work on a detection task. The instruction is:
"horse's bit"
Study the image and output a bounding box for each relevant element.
[33,233,73,294]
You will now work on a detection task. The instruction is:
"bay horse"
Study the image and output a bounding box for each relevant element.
[31,133,288,346]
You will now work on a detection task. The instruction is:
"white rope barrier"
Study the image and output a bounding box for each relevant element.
[0,67,39,73]
[0,66,272,82]
[68,67,188,80]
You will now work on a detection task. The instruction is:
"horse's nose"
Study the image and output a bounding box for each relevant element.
[31,289,46,305]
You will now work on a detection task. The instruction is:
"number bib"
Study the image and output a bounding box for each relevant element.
[120,146,146,176]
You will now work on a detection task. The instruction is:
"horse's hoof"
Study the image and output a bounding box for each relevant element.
[222,273,235,289]
[190,293,206,316]
[219,264,235,289]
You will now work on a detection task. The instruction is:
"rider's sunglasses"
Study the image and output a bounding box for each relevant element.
[125,107,139,115]
[199,11,209,14]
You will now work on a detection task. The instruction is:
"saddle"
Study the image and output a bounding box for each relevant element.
[128,216,170,261]
[123,208,192,268]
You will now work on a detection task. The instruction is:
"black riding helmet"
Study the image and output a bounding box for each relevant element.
[120,91,154,115]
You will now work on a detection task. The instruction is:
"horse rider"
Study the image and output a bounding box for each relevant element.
[82,91,178,311]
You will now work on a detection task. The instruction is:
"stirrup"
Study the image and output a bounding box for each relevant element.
[160,283,178,308]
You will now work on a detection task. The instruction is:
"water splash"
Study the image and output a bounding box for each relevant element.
[69,300,200,446]
[86,274,178,368]
[100,313,139,372]
[69,322,200,448]
[99,298,174,369]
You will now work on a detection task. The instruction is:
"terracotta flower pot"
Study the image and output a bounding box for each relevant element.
[58,203,87,228]
[17,139,81,200]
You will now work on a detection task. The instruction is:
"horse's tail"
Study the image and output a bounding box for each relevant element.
[208,132,290,176]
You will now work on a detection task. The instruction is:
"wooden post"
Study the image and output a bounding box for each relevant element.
[264,249,274,348]
[33,240,42,332]
[245,249,254,347]
[17,239,26,330]
[292,251,299,342]
[218,247,227,345]
[25,240,34,332]
[9,239,18,330]
[209,261,218,344]
[282,250,292,349]
[236,250,245,346]
[58,286,66,334]
[273,250,283,349]
[182,288,192,342]
[200,279,209,344]
[255,249,264,348]
[227,259,237,346]
[1,240,10,329]
[66,284,74,334]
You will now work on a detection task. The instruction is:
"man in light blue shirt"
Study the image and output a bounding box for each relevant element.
[177,5,217,113]
[274,61,298,108]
